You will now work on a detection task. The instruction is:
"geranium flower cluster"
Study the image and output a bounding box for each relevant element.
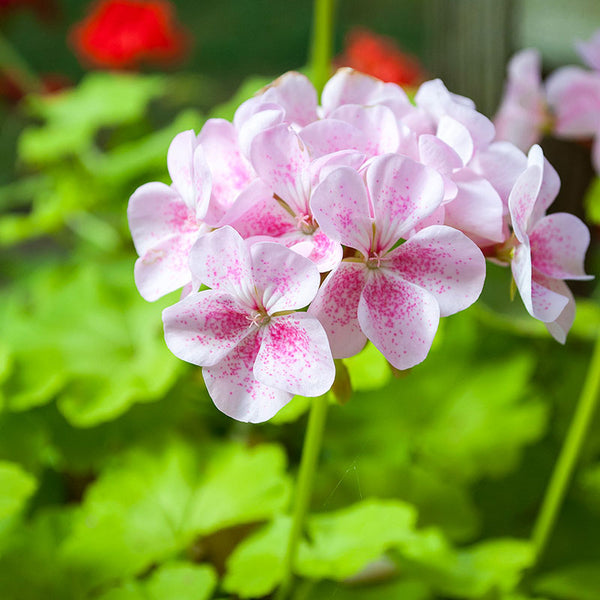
[494,29,600,174]
[129,68,591,422]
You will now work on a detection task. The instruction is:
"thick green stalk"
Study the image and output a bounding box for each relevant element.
[309,0,336,95]
[276,394,329,600]
[532,332,600,562]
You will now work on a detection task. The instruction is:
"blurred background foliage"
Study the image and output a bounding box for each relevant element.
[0,1,600,599]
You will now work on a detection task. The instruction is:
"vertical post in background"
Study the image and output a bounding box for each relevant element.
[424,0,515,116]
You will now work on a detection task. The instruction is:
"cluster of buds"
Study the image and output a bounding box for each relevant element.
[128,68,591,422]
[495,29,600,174]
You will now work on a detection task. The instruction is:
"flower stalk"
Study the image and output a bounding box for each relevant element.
[532,331,600,562]
[276,394,329,600]
[309,0,336,94]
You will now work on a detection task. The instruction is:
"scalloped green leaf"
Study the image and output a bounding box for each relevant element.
[534,562,600,600]
[0,461,37,519]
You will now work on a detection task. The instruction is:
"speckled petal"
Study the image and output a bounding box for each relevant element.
[358,270,440,370]
[388,225,485,317]
[254,313,335,396]
[308,261,368,359]
[287,229,343,273]
[250,241,320,313]
[540,277,575,344]
[134,231,201,301]
[163,290,251,367]
[530,213,592,280]
[366,154,445,247]
[250,123,311,215]
[198,119,255,224]
[311,166,373,255]
[128,181,196,256]
[203,331,293,423]
[189,226,254,299]
[300,118,367,157]
[329,104,400,155]
[508,154,543,243]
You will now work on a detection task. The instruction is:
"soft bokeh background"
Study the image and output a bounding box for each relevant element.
[1,1,600,599]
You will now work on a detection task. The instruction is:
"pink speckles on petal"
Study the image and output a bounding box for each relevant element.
[249,241,321,313]
[203,331,293,423]
[530,213,592,280]
[189,226,254,300]
[366,153,445,248]
[163,290,251,367]
[308,261,368,359]
[389,225,486,317]
[254,313,335,396]
[311,166,373,255]
[358,270,440,370]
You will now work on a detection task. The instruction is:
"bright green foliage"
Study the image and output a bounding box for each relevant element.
[0,461,36,519]
[60,439,290,588]
[97,561,218,600]
[0,262,181,425]
[533,562,600,600]
[19,72,165,165]
[344,342,392,391]
[297,499,417,579]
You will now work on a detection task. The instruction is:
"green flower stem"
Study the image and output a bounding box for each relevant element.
[277,394,329,600]
[309,0,336,95]
[532,332,600,562]
[0,32,43,95]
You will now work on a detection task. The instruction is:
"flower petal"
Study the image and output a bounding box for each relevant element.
[530,212,592,280]
[329,104,400,155]
[259,71,319,126]
[445,173,505,244]
[300,118,367,157]
[546,67,600,137]
[311,165,373,255]
[576,30,600,71]
[366,153,445,247]
[249,241,320,313]
[388,225,486,317]
[308,261,368,359]
[287,229,343,273]
[541,277,575,344]
[163,290,251,366]
[189,226,254,299]
[198,118,255,224]
[167,130,211,216]
[358,270,440,370]
[203,331,293,423]
[436,115,474,165]
[254,313,335,396]
[128,181,196,256]
[134,231,200,301]
[250,123,311,215]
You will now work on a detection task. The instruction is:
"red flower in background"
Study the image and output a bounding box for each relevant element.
[70,0,190,70]
[336,28,425,87]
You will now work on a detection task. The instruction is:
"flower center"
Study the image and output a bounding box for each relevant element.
[246,310,271,329]
[365,251,384,269]
[295,213,318,235]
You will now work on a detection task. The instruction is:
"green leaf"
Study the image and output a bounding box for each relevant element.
[584,176,600,225]
[417,354,547,482]
[0,461,37,519]
[534,562,600,600]
[97,561,218,600]
[223,516,290,598]
[297,499,418,580]
[344,342,392,391]
[60,438,290,588]
[19,72,165,165]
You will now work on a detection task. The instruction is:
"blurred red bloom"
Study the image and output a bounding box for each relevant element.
[70,0,190,70]
[336,28,425,87]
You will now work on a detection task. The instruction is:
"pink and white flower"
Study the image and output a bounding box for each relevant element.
[162,226,335,422]
[494,49,549,152]
[507,145,592,342]
[128,130,212,301]
[309,153,486,369]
